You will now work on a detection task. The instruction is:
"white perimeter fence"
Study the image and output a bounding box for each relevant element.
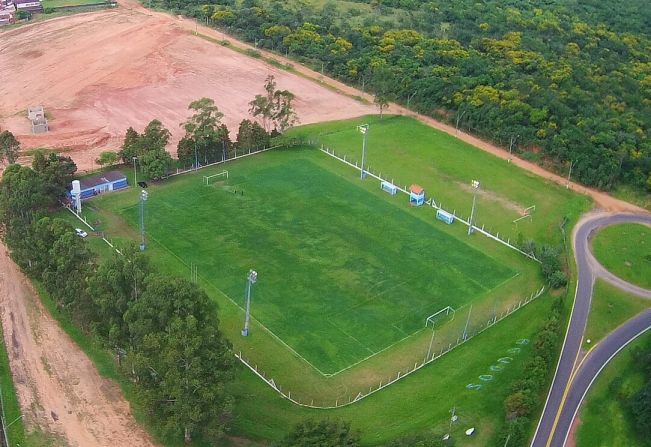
[64,140,546,409]
[237,286,545,409]
[315,143,540,263]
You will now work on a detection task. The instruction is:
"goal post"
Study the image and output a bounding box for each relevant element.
[425,306,455,327]
[203,170,229,185]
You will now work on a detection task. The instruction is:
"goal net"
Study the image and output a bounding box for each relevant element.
[203,170,229,185]
[425,306,455,327]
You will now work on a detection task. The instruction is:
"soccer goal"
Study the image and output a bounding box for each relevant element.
[203,170,229,185]
[425,306,455,327]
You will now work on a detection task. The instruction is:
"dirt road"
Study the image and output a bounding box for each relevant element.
[0,243,156,447]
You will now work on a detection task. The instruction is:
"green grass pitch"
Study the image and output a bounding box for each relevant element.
[115,150,516,374]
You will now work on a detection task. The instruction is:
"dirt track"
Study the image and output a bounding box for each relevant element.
[0,243,157,447]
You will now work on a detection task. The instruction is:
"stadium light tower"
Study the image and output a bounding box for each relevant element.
[357,124,369,180]
[139,189,148,251]
[468,180,480,235]
[241,269,258,336]
[132,156,138,185]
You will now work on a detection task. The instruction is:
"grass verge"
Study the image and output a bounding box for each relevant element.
[583,279,650,348]
[576,332,651,447]
[592,223,651,290]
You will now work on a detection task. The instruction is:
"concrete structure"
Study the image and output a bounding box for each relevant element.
[27,105,44,120]
[27,106,49,134]
[14,0,43,13]
[76,171,128,199]
[31,116,49,134]
[0,8,15,25]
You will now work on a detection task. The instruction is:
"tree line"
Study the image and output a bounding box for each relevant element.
[118,76,297,179]
[154,0,651,195]
[0,155,234,443]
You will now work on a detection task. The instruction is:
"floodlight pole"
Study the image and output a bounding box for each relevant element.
[241,269,257,336]
[468,180,480,235]
[462,305,472,341]
[132,156,138,186]
[358,124,369,180]
[139,190,148,251]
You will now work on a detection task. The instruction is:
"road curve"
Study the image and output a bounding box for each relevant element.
[531,212,651,447]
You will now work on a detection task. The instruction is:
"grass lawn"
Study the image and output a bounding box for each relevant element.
[592,223,651,290]
[94,150,518,375]
[576,332,651,447]
[583,280,651,348]
[288,115,591,244]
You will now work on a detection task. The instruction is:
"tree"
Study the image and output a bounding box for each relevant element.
[274,419,360,447]
[236,119,269,152]
[118,121,172,179]
[96,151,119,168]
[124,276,234,443]
[0,130,20,165]
[178,98,225,165]
[140,147,172,180]
[374,92,390,119]
[32,151,77,201]
[119,127,141,164]
[248,75,298,133]
[87,244,151,349]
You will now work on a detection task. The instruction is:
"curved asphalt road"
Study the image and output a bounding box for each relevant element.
[531,212,651,447]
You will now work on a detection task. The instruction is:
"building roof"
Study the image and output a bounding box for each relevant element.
[410,184,424,194]
[78,170,126,190]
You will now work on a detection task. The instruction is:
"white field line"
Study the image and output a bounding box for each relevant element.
[237,286,545,409]
[318,146,540,263]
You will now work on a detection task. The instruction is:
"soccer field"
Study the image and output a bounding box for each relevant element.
[116,150,517,374]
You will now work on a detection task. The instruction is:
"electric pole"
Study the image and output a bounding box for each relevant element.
[132,156,138,185]
[241,269,258,336]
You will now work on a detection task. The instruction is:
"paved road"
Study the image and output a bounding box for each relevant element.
[531,212,651,447]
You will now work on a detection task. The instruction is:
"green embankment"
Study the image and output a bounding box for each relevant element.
[584,280,650,348]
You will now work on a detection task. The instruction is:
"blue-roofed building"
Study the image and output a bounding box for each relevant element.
[76,171,128,199]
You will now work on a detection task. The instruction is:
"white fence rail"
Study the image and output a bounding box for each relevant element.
[317,145,540,263]
[237,286,545,409]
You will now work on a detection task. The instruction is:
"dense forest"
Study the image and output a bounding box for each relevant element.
[152,0,651,194]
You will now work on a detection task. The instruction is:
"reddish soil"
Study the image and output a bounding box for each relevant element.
[0,4,374,172]
[0,242,157,447]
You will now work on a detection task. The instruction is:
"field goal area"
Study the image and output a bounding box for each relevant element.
[425,306,455,327]
[203,170,229,185]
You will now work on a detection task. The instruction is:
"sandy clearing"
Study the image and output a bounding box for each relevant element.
[0,5,374,172]
[0,243,157,447]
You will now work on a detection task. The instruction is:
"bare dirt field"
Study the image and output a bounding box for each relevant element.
[0,5,374,172]
[0,243,157,447]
